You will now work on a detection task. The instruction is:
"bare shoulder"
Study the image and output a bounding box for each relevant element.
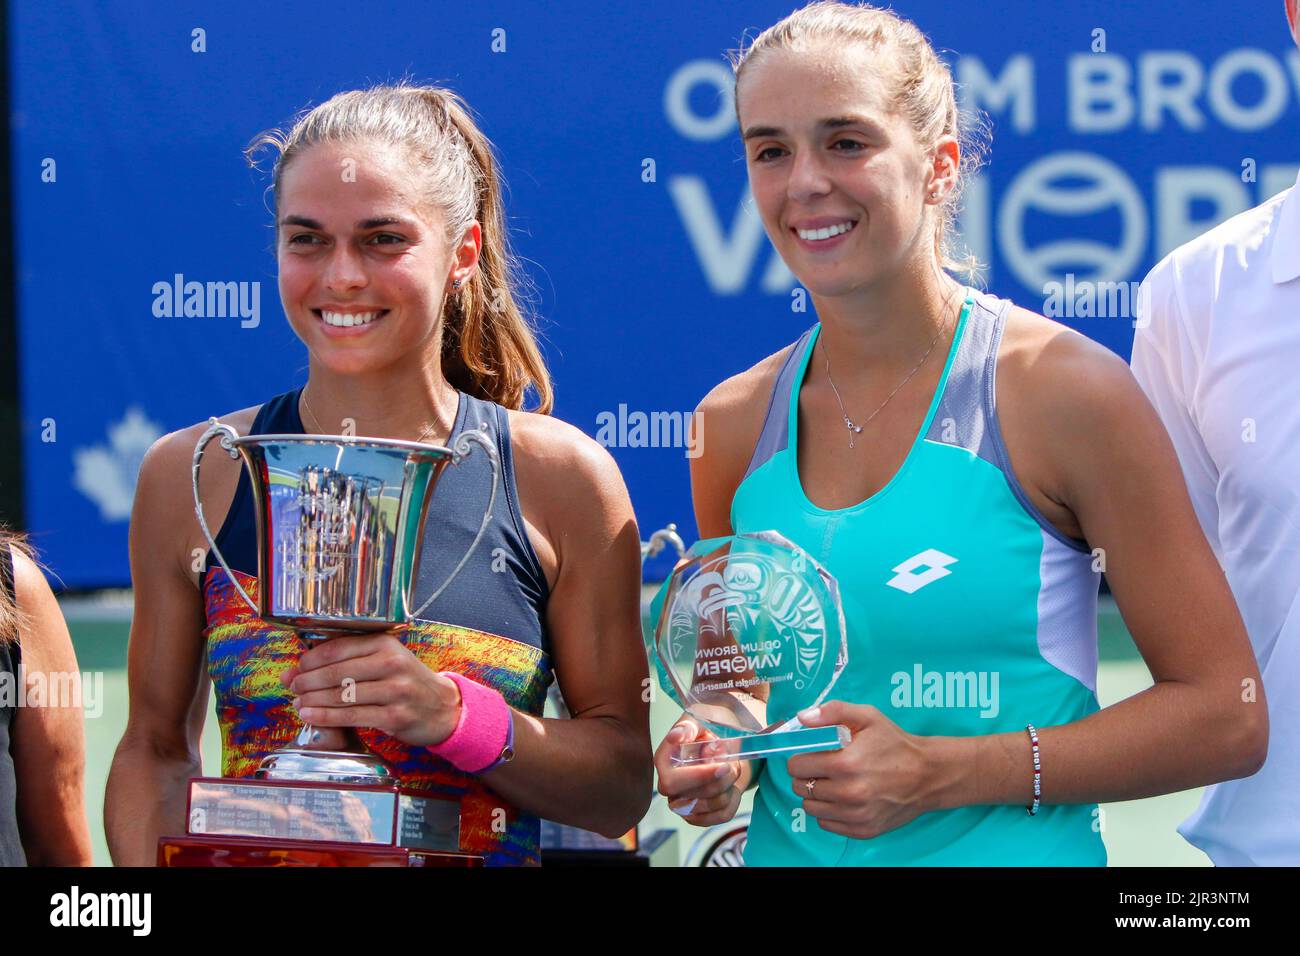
[697,343,795,423]
[141,403,261,509]
[134,404,262,586]
[997,304,1139,419]
[505,408,626,498]
[686,342,799,537]
[995,303,1155,528]
[504,408,637,590]
[143,405,262,478]
[9,548,64,640]
[695,342,798,473]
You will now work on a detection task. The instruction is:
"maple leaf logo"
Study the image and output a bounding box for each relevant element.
[72,407,165,521]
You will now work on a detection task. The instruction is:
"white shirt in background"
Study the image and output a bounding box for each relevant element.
[1130,169,1300,866]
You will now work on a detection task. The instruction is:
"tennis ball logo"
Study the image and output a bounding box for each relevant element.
[999,153,1147,291]
[702,828,748,867]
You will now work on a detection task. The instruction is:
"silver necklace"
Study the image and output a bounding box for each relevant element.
[820,309,952,450]
[300,388,443,445]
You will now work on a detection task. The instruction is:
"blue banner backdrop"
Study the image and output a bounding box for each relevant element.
[9,0,1299,586]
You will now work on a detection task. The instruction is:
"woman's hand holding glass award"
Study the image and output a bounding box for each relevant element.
[645,530,850,765]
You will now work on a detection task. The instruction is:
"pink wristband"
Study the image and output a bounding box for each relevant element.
[429,671,512,773]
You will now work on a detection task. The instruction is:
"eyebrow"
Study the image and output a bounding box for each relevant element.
[742,116,882,141]
[278,215,415,231]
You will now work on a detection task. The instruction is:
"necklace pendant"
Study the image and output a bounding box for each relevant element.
[844,417,863,450]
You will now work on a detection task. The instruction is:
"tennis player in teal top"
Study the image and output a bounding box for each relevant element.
[654,1,1268,866]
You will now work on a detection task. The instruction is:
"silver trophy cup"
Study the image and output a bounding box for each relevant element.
[192,417,499,786]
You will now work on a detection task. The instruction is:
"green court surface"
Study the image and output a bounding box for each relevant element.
[63,591,1209,867]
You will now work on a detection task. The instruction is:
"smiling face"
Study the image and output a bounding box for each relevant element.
[738,41,953,298]
[276,138,478,376]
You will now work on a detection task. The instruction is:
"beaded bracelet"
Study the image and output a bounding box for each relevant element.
[1025,723,1041,815]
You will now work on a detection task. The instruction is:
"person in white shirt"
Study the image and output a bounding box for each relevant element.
[1129,0,1300,867]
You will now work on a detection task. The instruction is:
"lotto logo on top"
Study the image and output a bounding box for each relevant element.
[885,549,958,595]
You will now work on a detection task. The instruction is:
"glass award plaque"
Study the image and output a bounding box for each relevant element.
[645,530,850,765]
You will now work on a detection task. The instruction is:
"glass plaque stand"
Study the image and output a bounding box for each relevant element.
[675,725,850,765]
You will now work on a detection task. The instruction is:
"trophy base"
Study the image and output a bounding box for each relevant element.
[256,747,397,786]
[674,724,850,765]
[165,775,466,863]
[157,834,482,867]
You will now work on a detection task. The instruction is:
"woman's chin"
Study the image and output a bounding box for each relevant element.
[795,273,876,300]
[304,347,391,377]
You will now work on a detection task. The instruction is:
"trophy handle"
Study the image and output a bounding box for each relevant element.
[192,418,258,614]
[642,524,687,564]
[411,425,500,619]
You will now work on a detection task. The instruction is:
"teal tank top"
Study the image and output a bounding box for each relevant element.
[731,288,1107,866]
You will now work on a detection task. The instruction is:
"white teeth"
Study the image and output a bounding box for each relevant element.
[320,310,379,327]
[797,221,856,241]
